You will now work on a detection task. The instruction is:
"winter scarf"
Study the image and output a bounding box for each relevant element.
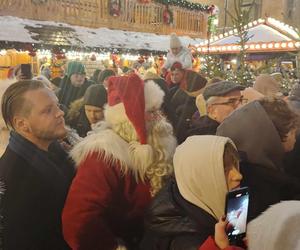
[8,131,73,194]
[174,135,236,220]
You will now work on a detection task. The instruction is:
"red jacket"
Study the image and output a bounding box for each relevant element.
[199,236,244,250]
[62,152,151,250]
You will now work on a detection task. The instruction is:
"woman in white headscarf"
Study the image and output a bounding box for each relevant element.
[141,135,243,250]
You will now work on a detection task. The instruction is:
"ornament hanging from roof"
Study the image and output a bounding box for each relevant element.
[109,0,121,16]
[163,5,173,25]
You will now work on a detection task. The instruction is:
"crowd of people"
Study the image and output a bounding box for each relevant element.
[0,33,300,250]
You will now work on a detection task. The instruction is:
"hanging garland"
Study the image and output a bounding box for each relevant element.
[207,5,220,36]
[163,5,173,25]
[154,0,212,12]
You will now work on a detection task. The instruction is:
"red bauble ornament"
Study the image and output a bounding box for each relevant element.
[28,51,36,57]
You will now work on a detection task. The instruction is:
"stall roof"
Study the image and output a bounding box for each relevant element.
[192,17,300,54]
[0,16,204,52]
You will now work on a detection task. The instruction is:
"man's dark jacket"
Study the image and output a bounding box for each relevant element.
[0,133,75,250]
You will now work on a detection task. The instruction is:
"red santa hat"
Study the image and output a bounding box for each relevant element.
[106,73,165,145]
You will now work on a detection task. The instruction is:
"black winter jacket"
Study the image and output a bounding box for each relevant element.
[141,179,217,250]
[240,160,300,221]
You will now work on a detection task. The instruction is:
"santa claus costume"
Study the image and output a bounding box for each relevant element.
[62,73,177,250]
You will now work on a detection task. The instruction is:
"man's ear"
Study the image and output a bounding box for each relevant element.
[206,104,213,116]
[13,116,30,134]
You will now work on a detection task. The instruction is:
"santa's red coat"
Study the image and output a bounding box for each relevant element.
[62,129,152,250]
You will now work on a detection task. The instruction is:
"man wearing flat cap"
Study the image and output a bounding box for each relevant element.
[188,81,247,136]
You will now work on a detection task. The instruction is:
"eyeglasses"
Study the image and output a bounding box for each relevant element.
[211,96,248,107]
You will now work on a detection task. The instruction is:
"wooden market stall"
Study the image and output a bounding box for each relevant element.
[0,16,204,79]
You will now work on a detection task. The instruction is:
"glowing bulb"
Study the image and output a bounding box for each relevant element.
[281,42,287,48]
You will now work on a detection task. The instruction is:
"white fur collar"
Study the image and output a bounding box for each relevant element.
[70,127,132,169]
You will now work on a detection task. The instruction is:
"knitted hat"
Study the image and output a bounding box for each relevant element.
[106,73,164,144]
[97,69,116,84]
[66,61,86,78]
[83,84,107,107]
[170,33,182,49]
[253,74,282,97]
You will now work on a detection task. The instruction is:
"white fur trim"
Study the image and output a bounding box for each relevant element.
[104,103,128,126]
[70,128,133,169]
[144,80,164,112]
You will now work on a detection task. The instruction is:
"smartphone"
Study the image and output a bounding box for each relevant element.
[20,64,32,79]
[225,187,249,246]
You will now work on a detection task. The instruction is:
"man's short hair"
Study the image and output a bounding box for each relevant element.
[1,80,46,129]
[259,97,300,142]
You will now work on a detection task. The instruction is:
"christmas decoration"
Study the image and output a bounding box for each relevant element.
[200,55,225,79]
[154,0,212,12]
[225,65,255,87]
[90,54,97,61]
[207,5,219,37]
[24,44,37,57]
[225,0,254,86]
[109,0,121,17]
[163,5,173,25]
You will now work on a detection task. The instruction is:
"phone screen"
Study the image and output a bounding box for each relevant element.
[21,64,32,79]
[225,188,249,239]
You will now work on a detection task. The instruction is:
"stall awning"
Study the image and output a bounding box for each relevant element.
[192,17,300,54]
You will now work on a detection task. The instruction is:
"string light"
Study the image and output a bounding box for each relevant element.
[194,17,300,54]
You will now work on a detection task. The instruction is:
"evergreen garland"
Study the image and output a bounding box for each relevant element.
[154,0,211,12]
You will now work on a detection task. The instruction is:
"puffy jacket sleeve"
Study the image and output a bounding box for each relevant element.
[198,236,244,250]
[62,152,121,250]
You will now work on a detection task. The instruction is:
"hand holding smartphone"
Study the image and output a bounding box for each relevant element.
[225,187,249,248]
